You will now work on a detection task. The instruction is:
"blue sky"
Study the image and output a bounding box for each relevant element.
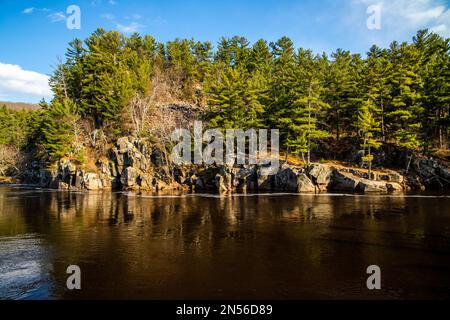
[0,0,449,103]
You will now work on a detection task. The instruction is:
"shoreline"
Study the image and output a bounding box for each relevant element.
[4,136,450,194]
[2,181,450,198]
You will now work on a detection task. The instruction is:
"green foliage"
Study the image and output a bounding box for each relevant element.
[386,41,423,150]
[358,100,382,176]
[280,49,330,163]
[40,28,450,166]
[0,105,36,149]
[324,49,363,140]
[50,29,153,127]
[205,66,267,129]
[39,99,80,162]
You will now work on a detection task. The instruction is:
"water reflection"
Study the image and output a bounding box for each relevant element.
[1,186,450,299]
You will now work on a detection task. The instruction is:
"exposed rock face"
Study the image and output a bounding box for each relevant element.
[386,182,403,193]
[306,163,333,191]
[411,157,450,190]
[33,136,183,192]
[83,173,102,190]
[332,170,395,193]
[331,171,360,191]
[297,174,316,192]
[356,179,388,193]
[273,165,301,191]
[27,135,450,194]
[257,165,274,191]
[120,167,139,189]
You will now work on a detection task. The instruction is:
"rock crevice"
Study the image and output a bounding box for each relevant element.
[27,136,450,193]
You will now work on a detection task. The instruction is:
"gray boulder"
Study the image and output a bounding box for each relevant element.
[120,166,139,188]
[84,172,102,190]
[386,182,403,192]
[274,166,299,191]
[297,174,316,192]
[356,179,388,193]
[331,171,360,191]
[306,163,333,190]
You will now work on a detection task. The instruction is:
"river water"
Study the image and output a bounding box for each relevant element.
[1,185,450,300]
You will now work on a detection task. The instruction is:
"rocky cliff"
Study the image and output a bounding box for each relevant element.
[22,136,450,194]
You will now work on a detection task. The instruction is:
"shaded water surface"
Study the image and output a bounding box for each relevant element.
[1,186,450,299]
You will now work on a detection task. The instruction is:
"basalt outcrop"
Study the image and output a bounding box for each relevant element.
[23,136,450,194]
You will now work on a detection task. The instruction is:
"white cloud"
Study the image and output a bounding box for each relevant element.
[404,5,445,24]
[108,0,117,5]
[435,8,450,37]
[101,13,115,20]
[430,24,447,33]
[48,12,66,23]
[353,0,450,33]
[0,62,52,101]
[22,7,52,15]
[116,22,144,33]
[351,0,450,44]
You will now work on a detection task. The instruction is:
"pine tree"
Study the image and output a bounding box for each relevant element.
[40,99,80,162]
[230,36,251,68]
[357,100,381,179]
[325,49,356,140]
[285,49,330,164]
[249,39,273,74]
[44,29,450,167]
[192,40,213,82]
[386,41,423,150]
[414,30,450,149]
[267,37,297,146]
[205,66,267,129]
[215,37,233,67]
[364,45,392,142]
[80,29,134,126]
[206,67,246,128]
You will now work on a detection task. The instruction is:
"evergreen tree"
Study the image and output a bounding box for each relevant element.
[414,30,450,149]
[285,49,329,164]
[267,37,297,146]
[215,37,233,67]
[386,41,423,150]
[44,28,450,167]
[357,100,382,178]
[248,39,273,74]
[364,45,392,142]
[40,99,80,162]
[80,29,134,126]
[206,66,267,129]
[325,49,355,140]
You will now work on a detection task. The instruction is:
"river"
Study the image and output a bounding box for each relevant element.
[1,185,450,299]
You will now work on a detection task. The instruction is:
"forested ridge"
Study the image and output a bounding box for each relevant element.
[0,28,449,176]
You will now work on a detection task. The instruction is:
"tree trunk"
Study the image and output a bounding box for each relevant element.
[285,145,289,163]
[307,97,311,165]
[438,106,443,149]
[336,108,340,140]
[381,96,386,142]
[368,144,372,180]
